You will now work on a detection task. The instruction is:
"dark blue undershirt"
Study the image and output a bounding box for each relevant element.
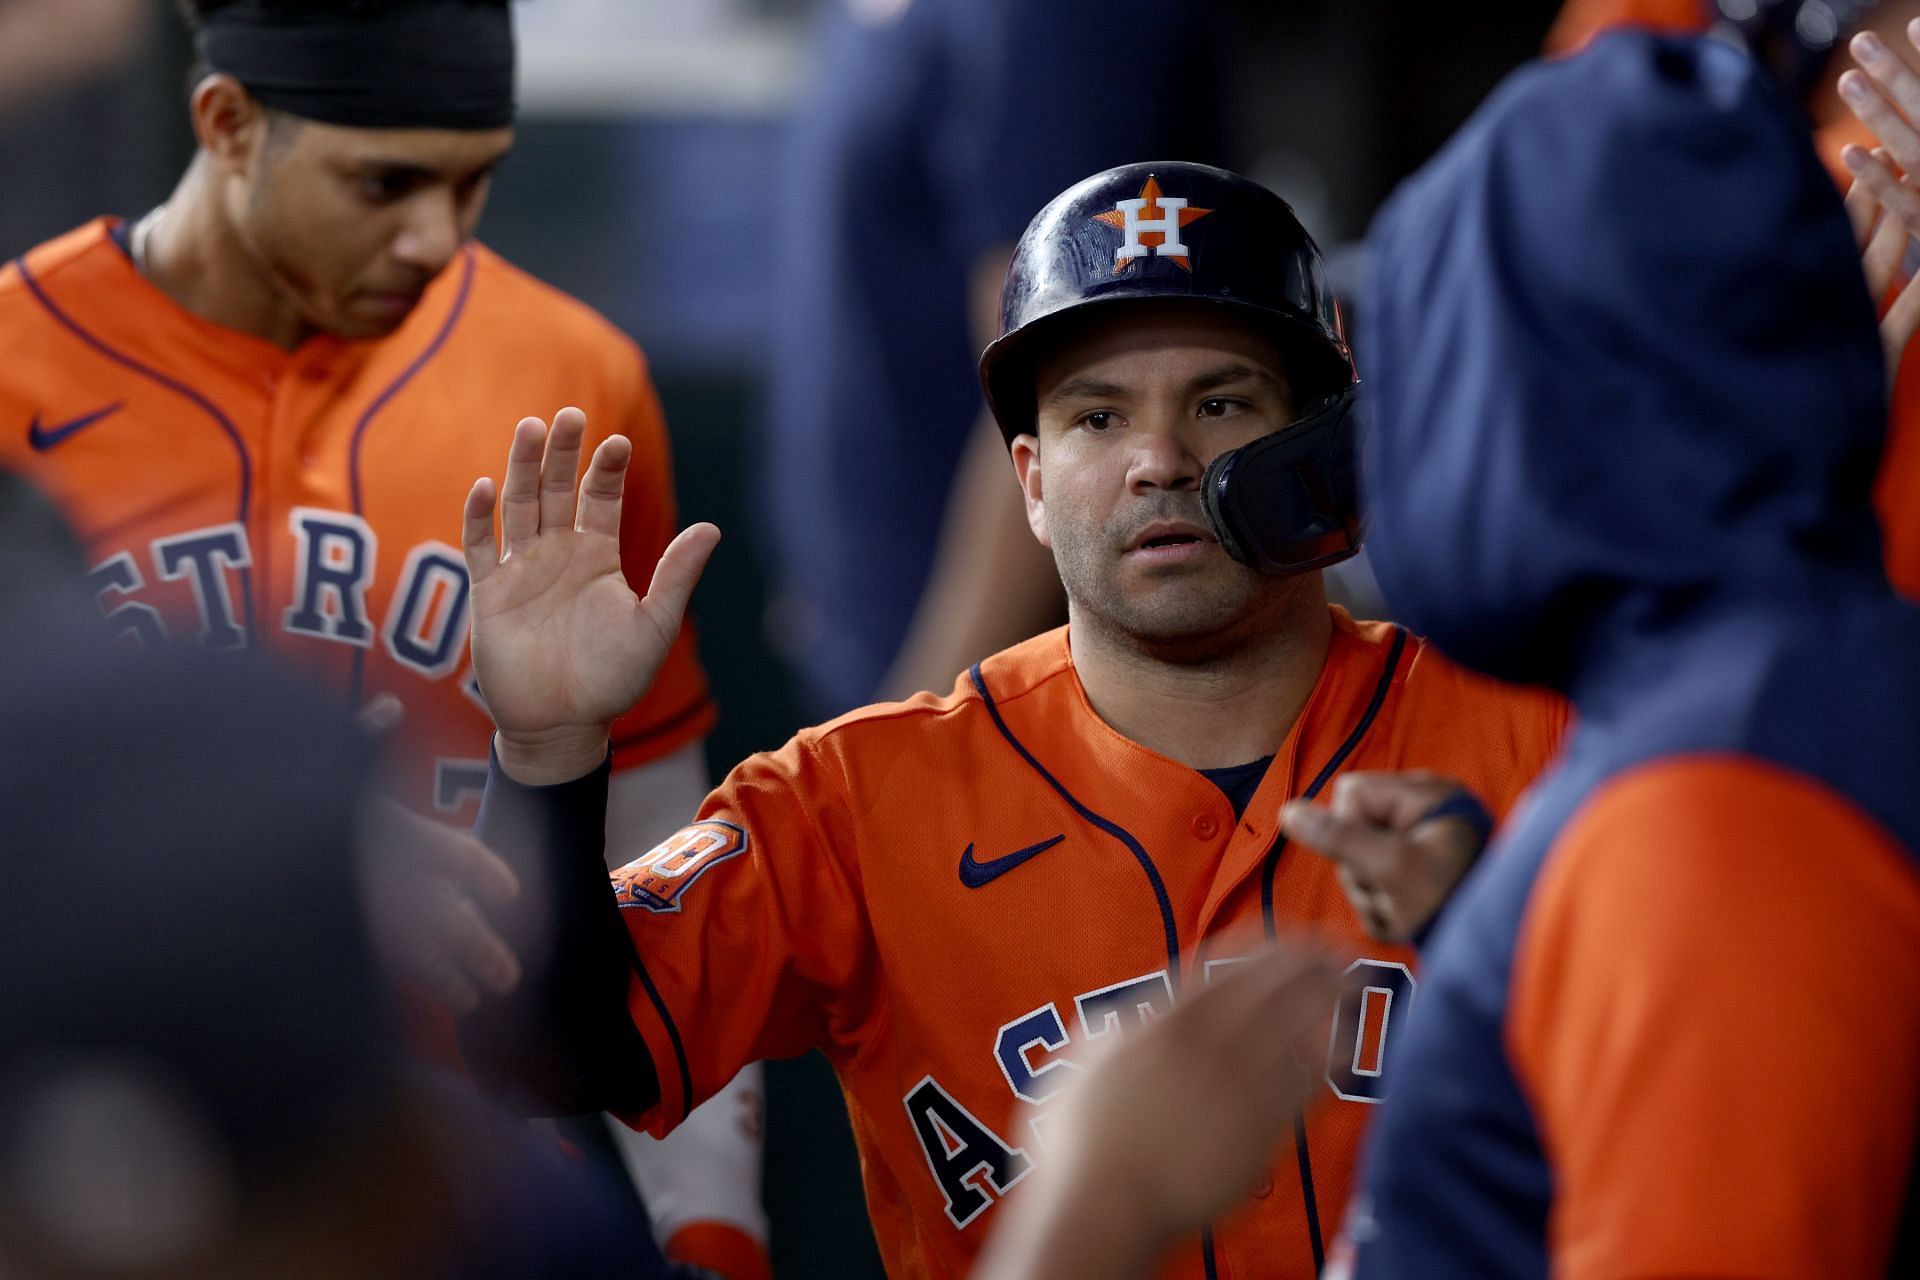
[1199,756,1275,822]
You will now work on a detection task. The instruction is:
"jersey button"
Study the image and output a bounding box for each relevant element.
[1252,1172,1274,1199]
[1191,812,1220,840]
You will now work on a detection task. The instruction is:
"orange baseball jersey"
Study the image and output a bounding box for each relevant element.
[0,219,712,817]
[608,610,1567,1279]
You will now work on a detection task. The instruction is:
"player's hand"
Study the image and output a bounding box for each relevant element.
[1280,771,1490,943]
[974,944,1344,1280]
[1840,28,1920,383]
[462,408,720,784]
[357,798,523,1014]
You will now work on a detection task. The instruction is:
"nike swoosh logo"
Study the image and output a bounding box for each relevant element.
[28,402,124,451]
[959,834,1066,889]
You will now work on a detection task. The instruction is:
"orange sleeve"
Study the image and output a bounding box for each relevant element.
[613,734,878,1135]
[602,347,716,768]
[1508,757,1920,1279]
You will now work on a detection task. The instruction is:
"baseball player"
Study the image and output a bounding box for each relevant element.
[1340,33,1920,1278]
[0,2,766,1274]
[977,27,1920,1280]
[453,162,1570,1279]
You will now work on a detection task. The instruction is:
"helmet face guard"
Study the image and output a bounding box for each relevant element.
[1201,385,1363,577]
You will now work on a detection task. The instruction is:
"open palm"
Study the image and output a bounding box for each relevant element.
[462,408,718,780]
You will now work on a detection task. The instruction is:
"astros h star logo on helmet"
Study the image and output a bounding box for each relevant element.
[1094,175,1212,272]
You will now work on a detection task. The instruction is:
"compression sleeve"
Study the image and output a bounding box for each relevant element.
[457,749,661,1117]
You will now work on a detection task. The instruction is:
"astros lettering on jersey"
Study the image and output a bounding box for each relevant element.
[608,612,1566,1279]
[0,220,713,819]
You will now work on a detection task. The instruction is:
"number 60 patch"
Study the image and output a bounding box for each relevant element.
[613,820,749,913]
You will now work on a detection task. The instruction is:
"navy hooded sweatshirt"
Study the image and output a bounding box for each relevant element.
[1341,33,1920,1280]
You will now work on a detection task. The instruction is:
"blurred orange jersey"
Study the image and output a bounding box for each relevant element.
[609,611,1568,1279]
[0,220,712,819]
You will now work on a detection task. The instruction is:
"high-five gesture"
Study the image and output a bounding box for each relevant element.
[463,408,719,784]
[1839,26,1920,383]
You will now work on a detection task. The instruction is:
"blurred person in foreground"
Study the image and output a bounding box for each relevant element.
[0,623,649,1279]
[0,0,768,1271]
[977,31,1920,1280]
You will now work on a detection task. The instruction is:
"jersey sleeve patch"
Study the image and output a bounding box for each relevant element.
[613,820,748,914]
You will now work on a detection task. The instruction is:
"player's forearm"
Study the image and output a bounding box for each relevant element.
[456,749,661,1117]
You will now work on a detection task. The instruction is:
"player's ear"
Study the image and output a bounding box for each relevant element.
[1010,434,1050,548]
[190,74,271,175]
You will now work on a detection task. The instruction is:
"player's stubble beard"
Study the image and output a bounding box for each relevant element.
[1049,490,1326,671]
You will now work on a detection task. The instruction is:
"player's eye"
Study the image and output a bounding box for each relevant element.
[1197,397,1246,419]
[456,167,498,203]
[1077,410,1118,432]
[357,170,423,204]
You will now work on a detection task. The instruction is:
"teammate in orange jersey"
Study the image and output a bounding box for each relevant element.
[452,162,1569,1280]
[0,2,766,1275]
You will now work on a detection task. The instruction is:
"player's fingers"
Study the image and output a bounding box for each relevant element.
[1844,143,1920,233]
[576,434,633,538]
[412,940,483,1015]
[1334,862,1395,939]
[1280,797,1408,883]
[638,522,722,645]
[1852,36,1920,171]
[435,891,523,997]
[411,830,521,905]
[539,406,589,535]
[500,417,548,552]
[1846,172,1883,252]
[1864,197,1909,301]
[1883,269,1920,382]
[1326,770,1452,832]
[462,477,499,584]
[1227,949,1345,1090]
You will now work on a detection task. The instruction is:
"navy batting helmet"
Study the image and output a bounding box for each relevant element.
[979,160,1363,577]
[978,160,1354,443]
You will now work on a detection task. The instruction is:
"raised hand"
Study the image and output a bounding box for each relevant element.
[463,408,719,783]
[1839,28,1920,383]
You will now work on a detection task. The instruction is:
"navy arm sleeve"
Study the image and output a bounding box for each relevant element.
[455,750,660,1117]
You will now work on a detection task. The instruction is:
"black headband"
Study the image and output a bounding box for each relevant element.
[196,3,516,131]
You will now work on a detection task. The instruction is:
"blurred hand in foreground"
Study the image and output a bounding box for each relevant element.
[973,943,1344,1280]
